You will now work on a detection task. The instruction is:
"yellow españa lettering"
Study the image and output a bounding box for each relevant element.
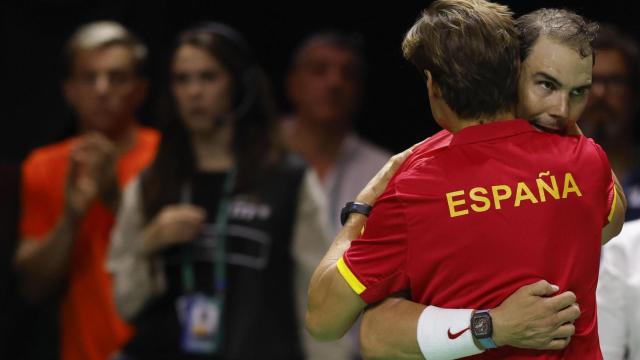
[469,187,491,212]
[492,185,512,210]
[446,190,469,218]
[514,182,538,207]
[445,172,582,218]
[562,173,582,198]
[536,171,560,202]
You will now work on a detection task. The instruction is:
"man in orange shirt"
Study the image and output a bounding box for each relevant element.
[14,21,159,360]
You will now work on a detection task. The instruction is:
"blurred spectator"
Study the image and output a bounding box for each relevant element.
[13,21,159,360]
[597,219,640,360]
[282,31,390,360]
[580,23,640,220]
[580,24,640,360]
[108,22,317,359]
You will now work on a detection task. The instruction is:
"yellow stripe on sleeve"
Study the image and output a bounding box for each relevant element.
[337,257,366,295]
[608,186,618,223]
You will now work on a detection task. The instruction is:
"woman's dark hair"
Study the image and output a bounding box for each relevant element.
[141,22,281,222]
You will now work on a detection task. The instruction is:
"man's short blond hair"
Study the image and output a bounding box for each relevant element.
[65,21,147,75]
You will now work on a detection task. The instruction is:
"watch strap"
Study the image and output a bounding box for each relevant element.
[478,337,497,349]
[340,201,372,225]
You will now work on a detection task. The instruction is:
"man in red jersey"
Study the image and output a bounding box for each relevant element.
[306,1,624,359]
[14,22,159,360]
[357,8,631,360]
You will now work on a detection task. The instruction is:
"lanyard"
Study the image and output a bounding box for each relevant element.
[179,169,236,295]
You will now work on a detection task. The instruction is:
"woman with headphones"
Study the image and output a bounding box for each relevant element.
[107,22,317,359]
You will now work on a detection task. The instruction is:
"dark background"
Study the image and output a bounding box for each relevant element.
[2,0,639,164]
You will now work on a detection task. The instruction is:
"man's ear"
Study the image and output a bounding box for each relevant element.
[423,70,441,98]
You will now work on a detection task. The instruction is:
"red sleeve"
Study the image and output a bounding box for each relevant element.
[339,180,410,304]
[592,140,616,225]
[20,152,59,240]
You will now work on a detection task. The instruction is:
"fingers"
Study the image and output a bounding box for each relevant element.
[525,279,560,296]
[179,207,206,224]
[67,150,98,195]
[390,148,412,170]
[164,205,206,227]
[174,207,205,242]
[166,204,206,222]
[157,205,207,245]
[376,149,411,186]
[554,303,581,325]
[551,323,576,339]
[544,337,571,350]
[71,136,120,193]
[546,291,577,311]
[66,152,80,187]
[72,133,118,166]
[75,176,98,197]
[78,132,116,152]
[355,145,416,206]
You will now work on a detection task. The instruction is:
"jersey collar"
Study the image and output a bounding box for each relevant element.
[450,119,535,146]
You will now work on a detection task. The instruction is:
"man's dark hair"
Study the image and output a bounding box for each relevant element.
[517,9,598,64]
[290,30,365,79]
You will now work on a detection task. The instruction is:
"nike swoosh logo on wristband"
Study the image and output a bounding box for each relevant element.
[447,327,470,339]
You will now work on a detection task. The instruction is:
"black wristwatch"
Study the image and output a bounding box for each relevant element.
[470,310,497,349]
[340,201,372,225]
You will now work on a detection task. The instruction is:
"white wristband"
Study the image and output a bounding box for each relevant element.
[416,306,484,360]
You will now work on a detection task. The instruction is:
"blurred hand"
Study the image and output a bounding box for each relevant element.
[490,280,581,350]
[65,133,120,216]
[148,205,206,251]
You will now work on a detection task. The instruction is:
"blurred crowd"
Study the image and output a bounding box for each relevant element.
[0,18,639,360]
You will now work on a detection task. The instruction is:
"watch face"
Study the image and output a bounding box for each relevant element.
[473,315,491,337]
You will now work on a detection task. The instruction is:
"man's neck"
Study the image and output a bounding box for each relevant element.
[449,110,517,133]
[286,116,349,181]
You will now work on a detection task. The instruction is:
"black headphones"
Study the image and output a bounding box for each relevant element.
[182,21,260,123]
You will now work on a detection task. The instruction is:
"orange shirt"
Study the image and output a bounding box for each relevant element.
[20,127,159,360]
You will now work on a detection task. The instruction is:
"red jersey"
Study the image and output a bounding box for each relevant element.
[21,127,159,360]
[339,120,615,359]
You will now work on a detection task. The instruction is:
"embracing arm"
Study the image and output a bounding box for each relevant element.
[566,123,626,244]
[306,148,414,341]
[601,170,626,245]
[306,214,369,340]
[360,281,580,360]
